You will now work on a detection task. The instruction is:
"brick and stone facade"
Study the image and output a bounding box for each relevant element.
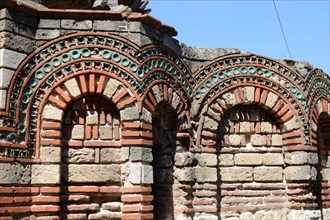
[0,0,329,219]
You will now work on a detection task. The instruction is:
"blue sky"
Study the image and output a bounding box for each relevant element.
[148,0,330,74]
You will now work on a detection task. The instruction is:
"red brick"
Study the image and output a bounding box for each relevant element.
[55,87,72,104]
[0,206,30,213]
[13,196,32,203]
[0,217,13,220]
[89,74,96,94]
[49,95,67,109]
[0,198,13,204]
[40,139,61,146]
[121,195,141,203]
[41,130,61,138]
[31,205,60,212]
[96,75,106,95]
[66,186,99,193]
[122,187,152,194]
[99,186,122,193]
[122,139,153,146]
[32,196,60,203]
[40,187,61,194]
[79,75,88,95]
[42,122,62,130]
[122,205,141,212]
[112,89,128,104]
[141,195,153,202]
[117,97,136,110]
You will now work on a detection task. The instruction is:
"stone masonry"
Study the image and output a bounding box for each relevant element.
[0,0,330,219]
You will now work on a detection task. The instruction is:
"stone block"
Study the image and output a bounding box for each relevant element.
[0,162,31,184]
[263,153,284,165]
[260,122,272,133]
[322,168,330,181]
[40,147,61,163]
[203,116,218,131]
[140,107,152,123]
[285,152,317,165]
[102,202,121,211]
[0,48,27,69]
[272,134,283,146]
[31,164,60,184]
[222,92,235,107]
[195,167,217,182]
[244,87,255,104]
[235,153,263,165]
[239,122,251,133]
[151,85,162,103]
[86,112,99,125]
[130,147,153,162]
[129,164,141,184]
[174,152,194,166]
[254,167,283,181]
[93,20,128,31]
[38,19,61,28]
[0,90,6,109]
[61,19,93,30]
[173,168,195,182]
[100,148,125,163]
[67,164,120,183]
[240,212,254,220]
[35,29,61,40]
[221,167,253,182]
[0,68,14,89]
[282,117,299,132]
[120,105,139,121]
[42,104,64,121]
[219,154,234,166]
[288,210,321,220]
[64,78,81,99]
[265,92,278,110]
[171,92,181,110]
[229,134,241,146]
[103,78,121,100]
[0,31,36,54]
[71,125,85,140]
[255,210,287,220]
[64,148,95,163]
[251,134,262,146]
[285,165,316,181]
[142,165,153,184]
[99,126,112,140]
[195,153,217,167]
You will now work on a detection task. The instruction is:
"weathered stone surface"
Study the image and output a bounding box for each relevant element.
[61,19,92,30]
[129,164,141,184]
[175,152,194,166]
[120,105,139,121]
[240,212,254,220]
[263,153,284,165]
[64,78,81,99]
[0,90,6,109]
[195,153,217,167]
[288,210,321,220]
[64,148,95,163]
[221,167,253,182]
[173,168,195,182]
[235,153,263,165]
[195,167,217,182]
[251,134,262,146]
[244,87,255,104]
[0,162,31,184]
[151,85,162,103]
[219,154,234,166]
[35,29,60,40]
[89,212,121,220]
[142,165,153,184]
[71,125,85,140]
[255,210,287,220]
[282,117,299,132]
[130,147,153,162]
[265,92,278,109]
[203,116,218,131]
[254,167,283,181]
[0,48,27,69]
[38,19,61,28]
[31,164,60,184]
[228,134,241,146]
[102,202,121,211]
[86,112,99,124]
[285,152,317,165]
[271,134,283,146]
[0,67,14,89]
[260,122,272,133]
[239,122,251,133]
[93,20,128,31]
[100,148,125,163]
[42,104,64,121]
[40,146,61,163]
[171,92,181,110]
[222,92,235,107]
[103,78,121,100]
[66,164,121,183]
[285,165,316,181]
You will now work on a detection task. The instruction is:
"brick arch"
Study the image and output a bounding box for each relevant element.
[36,72,136,159]
[196,85,302,148]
